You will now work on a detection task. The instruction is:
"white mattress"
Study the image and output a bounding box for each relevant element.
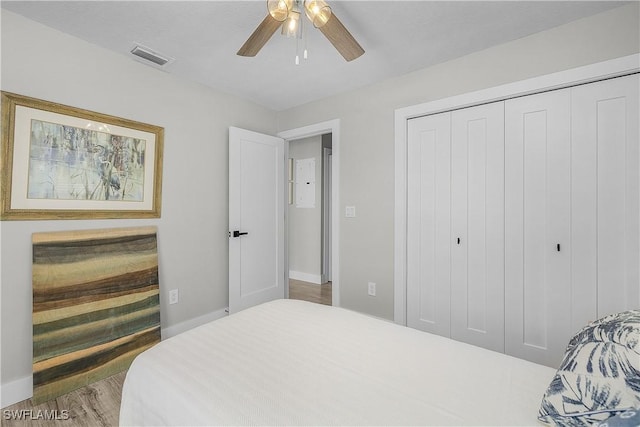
[120,299,555,426]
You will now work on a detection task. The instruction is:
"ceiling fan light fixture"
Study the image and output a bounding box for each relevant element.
[281,9,301,38]
[239,0,363,62]
[267,0,293,22]
[304,0,331,28]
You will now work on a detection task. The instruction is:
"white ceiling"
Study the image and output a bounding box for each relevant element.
[2,1,628,111]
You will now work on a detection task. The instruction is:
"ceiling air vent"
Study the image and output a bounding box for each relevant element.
[130,44,173,67]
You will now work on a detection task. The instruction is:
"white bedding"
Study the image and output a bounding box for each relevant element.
[120,299,555,426]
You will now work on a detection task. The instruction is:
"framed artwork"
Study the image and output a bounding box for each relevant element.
[1,92,163,220]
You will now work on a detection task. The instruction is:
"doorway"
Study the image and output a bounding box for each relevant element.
[286,133,332,305]
[278,119,340,307]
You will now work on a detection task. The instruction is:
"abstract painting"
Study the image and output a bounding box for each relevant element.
[28,119,146,202]
[32,227,161,404]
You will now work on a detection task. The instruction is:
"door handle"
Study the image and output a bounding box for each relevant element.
[232,230,249,238]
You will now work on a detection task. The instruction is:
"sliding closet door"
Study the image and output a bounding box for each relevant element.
[505,89,572,368]
[571,74,640,331]
[450,102,505,352]
[406,112,451,337]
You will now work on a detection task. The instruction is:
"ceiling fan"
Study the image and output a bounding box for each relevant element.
[237,0,365,62]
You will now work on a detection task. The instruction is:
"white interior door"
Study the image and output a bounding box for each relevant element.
[406,112,451,337]
[229,127,285,313]
[504,89,572,367]
[450,102,505,353]
[571,74,640,328]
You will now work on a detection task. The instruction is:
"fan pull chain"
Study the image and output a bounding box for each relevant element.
[295,12,308,65]
[303,13,308,60]
[295,16,300,65]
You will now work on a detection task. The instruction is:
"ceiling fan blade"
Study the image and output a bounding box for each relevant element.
[237,14,282,57]
[318,13,364,62]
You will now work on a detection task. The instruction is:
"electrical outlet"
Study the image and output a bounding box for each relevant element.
[368,282,376,297]
[169,289,179,305]
[345,206,356,218]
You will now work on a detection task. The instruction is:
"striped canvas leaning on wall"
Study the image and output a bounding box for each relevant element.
[31,226,161,404]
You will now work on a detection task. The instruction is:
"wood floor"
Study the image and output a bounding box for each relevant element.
[2,279,330,426]
[288,279,332,305]
[1,371,125,427]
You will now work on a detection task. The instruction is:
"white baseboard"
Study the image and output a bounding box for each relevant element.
[161,307,228,339]
[1,307,228,409]
[1,375,32,408]
[289,270,322,284]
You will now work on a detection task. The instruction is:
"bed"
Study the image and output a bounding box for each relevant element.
[120,299,560,426]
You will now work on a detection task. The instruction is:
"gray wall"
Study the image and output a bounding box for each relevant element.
[276,3,640,320]
[288,135,322,282]
[0,10,276,389]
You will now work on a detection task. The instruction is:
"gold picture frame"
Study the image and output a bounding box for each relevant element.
[1,92,163,220]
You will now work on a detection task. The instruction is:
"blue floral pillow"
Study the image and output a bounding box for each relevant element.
[597,408,640,427]
[538,309,640,426]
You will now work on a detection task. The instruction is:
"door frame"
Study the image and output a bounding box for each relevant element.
[322,147,332,283]
[394,54,639,325]
[278,119,341,307]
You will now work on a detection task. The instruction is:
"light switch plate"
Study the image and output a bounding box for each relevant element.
[345,206,356,218]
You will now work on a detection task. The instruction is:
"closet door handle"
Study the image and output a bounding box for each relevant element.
[457,237,461,245]
[557,243,561,252]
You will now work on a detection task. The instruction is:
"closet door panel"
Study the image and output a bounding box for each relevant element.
[572,74,640,324]
[407,113,451,337]
[451,102,505,352]
[505,89,571,368]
